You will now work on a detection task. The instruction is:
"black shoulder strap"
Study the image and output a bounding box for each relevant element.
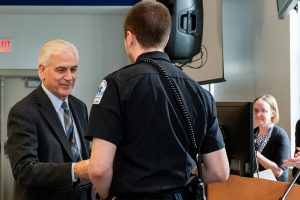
[137,57,205,188]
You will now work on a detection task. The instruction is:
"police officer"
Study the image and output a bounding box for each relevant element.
[87,1,229,200]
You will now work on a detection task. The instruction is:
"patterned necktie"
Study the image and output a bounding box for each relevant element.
[61,101,81,161]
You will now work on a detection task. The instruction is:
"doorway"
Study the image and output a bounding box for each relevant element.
[0,69,39,200]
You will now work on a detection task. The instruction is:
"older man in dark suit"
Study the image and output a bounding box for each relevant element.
[6,39,92,200]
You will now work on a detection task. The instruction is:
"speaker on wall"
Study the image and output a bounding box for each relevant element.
[158,0,203,64]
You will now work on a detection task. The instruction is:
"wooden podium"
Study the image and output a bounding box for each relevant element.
[207,175,300,200]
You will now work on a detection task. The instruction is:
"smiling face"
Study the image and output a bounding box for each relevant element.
[39,49,78,100]
[253,99,275,128]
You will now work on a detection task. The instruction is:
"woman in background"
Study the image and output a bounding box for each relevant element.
[253,94,290,182]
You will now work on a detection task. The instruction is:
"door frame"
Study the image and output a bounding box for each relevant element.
[0,69,38,200]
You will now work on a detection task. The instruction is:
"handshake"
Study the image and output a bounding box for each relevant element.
[74,159,90,180]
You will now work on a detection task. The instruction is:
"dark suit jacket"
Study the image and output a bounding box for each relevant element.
[6,85,92,200]
[293,119,300,184]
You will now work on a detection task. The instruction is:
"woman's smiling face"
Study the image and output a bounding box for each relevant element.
[253,99,275,128]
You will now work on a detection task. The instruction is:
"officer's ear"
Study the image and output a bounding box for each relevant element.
[125,31,136,47]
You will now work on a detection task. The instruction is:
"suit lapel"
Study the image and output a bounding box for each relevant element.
[36,86,75,161]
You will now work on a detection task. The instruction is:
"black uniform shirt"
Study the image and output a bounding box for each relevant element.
[87,51,225,196]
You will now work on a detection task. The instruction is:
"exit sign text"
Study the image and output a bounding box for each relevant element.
[0,39,12,53]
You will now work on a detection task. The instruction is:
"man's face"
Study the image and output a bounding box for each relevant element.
[39,50,78,100]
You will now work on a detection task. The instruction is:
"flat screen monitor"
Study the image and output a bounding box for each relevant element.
[277,0,298,19]
[216,102,254,177]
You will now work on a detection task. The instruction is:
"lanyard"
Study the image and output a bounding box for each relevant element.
[255,126,273,153]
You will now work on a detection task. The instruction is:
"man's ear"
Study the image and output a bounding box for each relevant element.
[38,64,45,81]
[125,31,136,47]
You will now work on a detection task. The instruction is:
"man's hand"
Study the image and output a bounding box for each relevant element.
[283,147,300,169]
[74,159,90,180]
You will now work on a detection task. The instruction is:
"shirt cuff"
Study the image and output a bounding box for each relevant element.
[71,163,78,182]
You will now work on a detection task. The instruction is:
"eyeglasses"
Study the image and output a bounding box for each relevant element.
[253,108,269,114]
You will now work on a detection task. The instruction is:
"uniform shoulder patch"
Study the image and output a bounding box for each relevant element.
[93,80,107,104]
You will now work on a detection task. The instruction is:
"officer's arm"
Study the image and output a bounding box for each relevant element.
[201,148,229,184]
[89,138,116,199]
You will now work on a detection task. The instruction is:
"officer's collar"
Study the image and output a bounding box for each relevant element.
[136,51,171,63]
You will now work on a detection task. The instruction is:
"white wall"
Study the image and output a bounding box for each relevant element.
[290,4,300,152]
[0,6,131,110]
[214,0,298,140]
[214,0,256,102]
[252,0,291,136]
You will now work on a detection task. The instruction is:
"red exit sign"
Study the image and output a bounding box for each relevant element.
[0,39,12,53]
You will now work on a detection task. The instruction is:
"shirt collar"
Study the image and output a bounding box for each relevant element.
[136,51,171,63]
[41,84,69,112]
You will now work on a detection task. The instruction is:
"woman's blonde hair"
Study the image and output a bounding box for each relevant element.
[254,94,280,124]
